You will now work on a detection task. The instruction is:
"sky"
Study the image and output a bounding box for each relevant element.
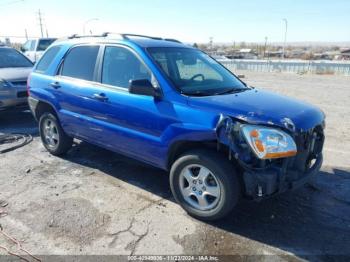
[0,0,349,44]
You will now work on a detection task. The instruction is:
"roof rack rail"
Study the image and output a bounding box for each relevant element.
[164,38,182,43]
[67,33,109,39]
[66,32,182,43]
[102,32,182,43]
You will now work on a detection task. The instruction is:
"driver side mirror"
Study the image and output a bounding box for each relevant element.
[129,79,161,98]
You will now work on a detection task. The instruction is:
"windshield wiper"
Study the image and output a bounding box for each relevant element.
[214,87,250,96]
[182,87,250,97]
[182,90,213,97]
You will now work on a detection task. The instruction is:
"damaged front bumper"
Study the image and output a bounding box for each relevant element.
[215,115,325,200]
[242,153,323,200]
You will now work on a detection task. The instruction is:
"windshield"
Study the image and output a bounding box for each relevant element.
[0,48,33,68]
[37,39,56,51]
[148,47,247,96]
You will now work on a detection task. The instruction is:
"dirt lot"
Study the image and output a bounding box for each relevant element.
[0,72,349,261]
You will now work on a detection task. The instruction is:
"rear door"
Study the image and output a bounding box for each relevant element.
[51,45,104,141]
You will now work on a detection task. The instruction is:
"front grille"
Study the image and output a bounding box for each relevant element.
[10,80,27,87]
[17,91,28,98]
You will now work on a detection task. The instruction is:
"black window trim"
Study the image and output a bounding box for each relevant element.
[53,43,163,96]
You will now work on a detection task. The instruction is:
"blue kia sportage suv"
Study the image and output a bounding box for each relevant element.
[27,33,325,220]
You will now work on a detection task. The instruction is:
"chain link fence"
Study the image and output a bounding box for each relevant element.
[221,59,350,76]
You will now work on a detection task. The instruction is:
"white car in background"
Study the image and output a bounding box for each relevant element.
[21,38,57,63]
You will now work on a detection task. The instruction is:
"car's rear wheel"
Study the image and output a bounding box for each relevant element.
[170,149,240,221]
[39,112,73,155]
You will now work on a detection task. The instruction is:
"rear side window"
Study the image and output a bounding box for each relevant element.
[60,46,99,81]
[36,46,61,72]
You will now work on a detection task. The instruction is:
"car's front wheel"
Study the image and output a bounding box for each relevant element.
[170,149,240,221]
[39,112,73,156]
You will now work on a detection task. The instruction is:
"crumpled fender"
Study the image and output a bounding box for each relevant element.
[215,114,241,154]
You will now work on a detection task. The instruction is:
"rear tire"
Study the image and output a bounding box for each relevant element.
[39,112,73,156]
[170,149,240,221]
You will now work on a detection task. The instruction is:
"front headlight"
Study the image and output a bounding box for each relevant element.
[241,125,297,159]
[0,79,11,96]
[0,79,10,88]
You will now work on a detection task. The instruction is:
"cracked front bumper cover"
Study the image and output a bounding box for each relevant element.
[243,153,323,199]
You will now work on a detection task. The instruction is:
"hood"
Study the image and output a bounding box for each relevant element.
[188,88,325,132]
[0,67,32,82]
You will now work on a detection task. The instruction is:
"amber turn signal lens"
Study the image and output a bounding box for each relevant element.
[250,129,260,138]
[254,140,265,152]
[265,150,297,159]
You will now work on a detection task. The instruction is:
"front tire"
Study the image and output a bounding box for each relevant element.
[170,149,240,221]
[39,112,73,156]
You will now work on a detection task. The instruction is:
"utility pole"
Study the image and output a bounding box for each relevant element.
[25,29,28,40]
[37,9,44,38]
[282,18,288,59]
[209,37,213,51]
[264,36,268,58]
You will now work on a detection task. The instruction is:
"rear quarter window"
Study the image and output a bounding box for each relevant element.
[35,46,62,73]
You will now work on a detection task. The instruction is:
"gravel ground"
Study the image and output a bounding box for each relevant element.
[0,72,349,261]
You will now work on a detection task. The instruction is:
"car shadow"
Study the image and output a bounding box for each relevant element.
[0,109,39,136]
[62,141,350,260]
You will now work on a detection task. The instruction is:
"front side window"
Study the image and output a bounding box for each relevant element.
[36,45,61,72]
[0,48,33,68]
[148,47,247,96]
[102,46,152,88]
[60,46,99,81]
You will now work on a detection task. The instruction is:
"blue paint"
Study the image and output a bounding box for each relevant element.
[29,36,325,170]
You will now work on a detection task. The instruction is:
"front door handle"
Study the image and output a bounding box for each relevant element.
[92,93,108,102]
[50,82,61,89]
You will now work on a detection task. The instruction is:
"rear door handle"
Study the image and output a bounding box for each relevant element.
[92,93,108,102]
[50,82,61,89]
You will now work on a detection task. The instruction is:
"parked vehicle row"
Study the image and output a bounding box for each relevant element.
[0,38,58,111]
[27,33,325,220]
[0,44,33,111]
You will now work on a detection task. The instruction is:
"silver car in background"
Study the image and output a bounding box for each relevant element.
[0,45,33,111]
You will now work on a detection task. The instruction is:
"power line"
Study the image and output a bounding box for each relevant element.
[0,0,24,7]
